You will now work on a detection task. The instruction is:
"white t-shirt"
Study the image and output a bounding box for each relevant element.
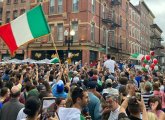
[16,108,27,120]
[108,106,120,120]
[104,59,116,73]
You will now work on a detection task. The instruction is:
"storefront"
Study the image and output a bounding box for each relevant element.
[31,50,82,63]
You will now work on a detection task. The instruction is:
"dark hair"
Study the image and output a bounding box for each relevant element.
[153,82,160,91]
[80,74,85,79]
[38,91,50,100]
[145,84,152,92]
[5,81,14,90]
[5,69,10,74]
[144,75,149,81]
[23,96,41,118]
[128,97,140,114]
[16,73,21,81]
[49,75,54,82]
[56,97,65,106]
[42,81,51,93]
[148,96,162,110]
[107,54,111,59]
[106,82,112,88]
[25,81,33,92]
[119,77,128,85]
[111,57,115,60]
[0,87,9,97]
[119,85,127,96]
[71,87,85,104]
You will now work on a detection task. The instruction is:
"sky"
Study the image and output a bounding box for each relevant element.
[130,0,165,41]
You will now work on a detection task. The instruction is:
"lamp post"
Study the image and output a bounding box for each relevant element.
[64,29,75,59]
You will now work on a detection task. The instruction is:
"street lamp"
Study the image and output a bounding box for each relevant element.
[64,29,75,58]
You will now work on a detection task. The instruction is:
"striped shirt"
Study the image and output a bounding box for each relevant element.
[142,92,154,110]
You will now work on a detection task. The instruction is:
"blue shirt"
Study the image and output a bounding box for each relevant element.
[135,76,142,88]
[0,102,3,109]
[87,92,102,120]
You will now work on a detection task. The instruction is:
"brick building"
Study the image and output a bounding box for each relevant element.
[136,0,155,55]
[128,2,141,54]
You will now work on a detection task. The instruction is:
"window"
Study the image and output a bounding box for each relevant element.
[119,36,122,48]
[120,15,122,26]
[20,9,25,15]
[21,0,25,3]
[49,24,54,41]
[112,10,115,22]
[91,23,95,41]
[103,28,106,45]
[102,4,106,18]
[57,0,63,13]
[49,0,55,14]
[91,0,95,14]
[0,8,2,20]
[6,0,11,4]
[57,23,63,41]
[14,0,18,4]
[111,31,115,47]
[13,10,18,19]
[72,22,78,41]
[6,11,10,23]
[72,0,79,12]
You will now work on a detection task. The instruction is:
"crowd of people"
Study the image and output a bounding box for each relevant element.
[0,54,165,120]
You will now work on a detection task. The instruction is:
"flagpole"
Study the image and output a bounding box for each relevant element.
[50,33,62,65]
[50,33,68,83]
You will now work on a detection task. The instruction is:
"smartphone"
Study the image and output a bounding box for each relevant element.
[135,92,141,101]
[40,97,56,120]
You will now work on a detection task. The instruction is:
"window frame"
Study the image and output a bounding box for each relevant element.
[57,23,64,41]
[49,0,55,15]
[91,23,95,41]
[72,0,79,12]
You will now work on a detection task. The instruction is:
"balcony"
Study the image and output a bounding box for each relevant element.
[102,12,113,24]
[150,24,157,28]
[102,12,121,29]
[111,0,121,6]
[150,45,164,50]
[150,34,158,39]
[111,22,121,29]
[109,42,122,52]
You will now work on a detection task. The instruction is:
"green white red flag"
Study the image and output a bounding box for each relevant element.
[0,5,50,55]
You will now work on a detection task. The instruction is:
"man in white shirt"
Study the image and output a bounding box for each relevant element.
[104,55,117,75]
[106,94,120,120]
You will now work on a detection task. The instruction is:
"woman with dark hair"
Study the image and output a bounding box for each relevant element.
[23,96,41,120]
[0,87,10,109]
[148,96,165,120]
[56,97,66,108]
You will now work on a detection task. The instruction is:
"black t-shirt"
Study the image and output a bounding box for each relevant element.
[129,115,142,120]
[118,113,142,120]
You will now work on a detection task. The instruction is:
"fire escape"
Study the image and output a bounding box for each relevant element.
[150,24,164,63]
[150,24,164,50]
[102,0,121,54]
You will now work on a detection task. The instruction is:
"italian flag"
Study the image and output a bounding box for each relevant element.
[130,53,144,60]
[0,5,50,55]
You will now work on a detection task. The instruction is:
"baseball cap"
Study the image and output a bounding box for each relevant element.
[56,80,64,93]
